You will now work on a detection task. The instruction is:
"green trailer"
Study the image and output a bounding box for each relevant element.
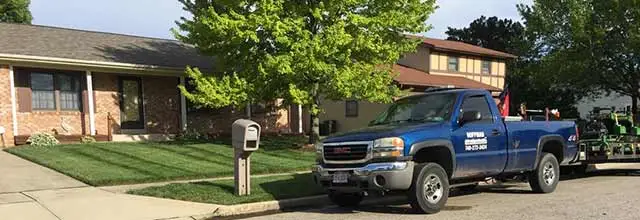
[577,106,640,163]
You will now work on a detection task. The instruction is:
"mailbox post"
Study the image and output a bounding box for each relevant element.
[232,119,261,196]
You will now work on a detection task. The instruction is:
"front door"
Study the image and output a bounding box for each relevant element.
[119,77,144,129]
[451,94,508,178]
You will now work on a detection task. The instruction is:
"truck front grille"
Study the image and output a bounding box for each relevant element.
[323,144,369,161]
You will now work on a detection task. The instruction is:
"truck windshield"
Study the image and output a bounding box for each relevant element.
[370,93,457,126]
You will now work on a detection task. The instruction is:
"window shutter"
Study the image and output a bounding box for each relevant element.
[14,70,32,112]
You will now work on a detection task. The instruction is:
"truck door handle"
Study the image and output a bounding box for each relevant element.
[491,129,501,136]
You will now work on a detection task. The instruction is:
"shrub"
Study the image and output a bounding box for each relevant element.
[27,133,59,147]
[176,129,204,142]
[80,135,96,144]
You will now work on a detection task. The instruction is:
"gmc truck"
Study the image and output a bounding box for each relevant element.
[312,89,579,214]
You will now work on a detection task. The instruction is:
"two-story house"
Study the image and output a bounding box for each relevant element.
[317,36,517,133]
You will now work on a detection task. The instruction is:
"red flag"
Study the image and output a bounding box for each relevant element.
[501,91,510,117]
[498,86,510,117]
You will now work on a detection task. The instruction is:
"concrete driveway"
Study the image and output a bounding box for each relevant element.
[0,151,220,220]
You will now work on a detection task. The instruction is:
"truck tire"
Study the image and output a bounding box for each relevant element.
[408,163,449,214]
[529,153,560,193]
[328,191,363,207]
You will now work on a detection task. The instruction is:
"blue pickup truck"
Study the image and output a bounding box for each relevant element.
[312,89,578,214]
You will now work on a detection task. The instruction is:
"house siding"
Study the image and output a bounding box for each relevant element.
[429,52,506,90]
[397,46,430,72]
[319,98,390,133]
[0,65,15,147]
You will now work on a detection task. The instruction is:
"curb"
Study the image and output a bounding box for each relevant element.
[190,194,406,219]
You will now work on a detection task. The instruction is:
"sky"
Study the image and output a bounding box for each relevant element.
[30,0,533,40]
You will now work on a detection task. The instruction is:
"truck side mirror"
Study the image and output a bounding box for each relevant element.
[460,111,482,125]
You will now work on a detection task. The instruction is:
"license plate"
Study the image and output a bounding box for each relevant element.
[332,172,349,183]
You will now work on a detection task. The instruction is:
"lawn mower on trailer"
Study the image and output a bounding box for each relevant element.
[578,107,640,163]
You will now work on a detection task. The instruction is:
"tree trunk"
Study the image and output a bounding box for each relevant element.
[309,109,320,144]
[633,95,638,124]
[309,83,321,144]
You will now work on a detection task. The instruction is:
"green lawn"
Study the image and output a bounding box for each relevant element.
[128,173,325,205]
[4,136,315,186]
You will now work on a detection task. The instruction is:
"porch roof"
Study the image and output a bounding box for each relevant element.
[0,23,213,73]
[393,65,502,91]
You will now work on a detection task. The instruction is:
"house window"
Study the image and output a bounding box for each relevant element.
[345,100,358,117]
[447,56,459,71]
[31,73,56,110]
[58,75,81,110]
[482,60,492,74]
[30,72,81,111]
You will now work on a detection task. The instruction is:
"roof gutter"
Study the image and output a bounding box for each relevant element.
[0,53,187,76]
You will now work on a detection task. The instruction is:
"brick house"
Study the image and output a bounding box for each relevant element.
[0,23,299,147]
[318,36,517,133]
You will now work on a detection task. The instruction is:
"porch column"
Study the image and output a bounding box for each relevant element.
[86,71,96,136]
[9,65,18,136]
[298,105,303,134]
[179,77,188,131]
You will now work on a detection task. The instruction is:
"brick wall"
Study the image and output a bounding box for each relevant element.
[186,101,291,135]
[0,65,15,147]
[4,65,294,144]
[142,76,181,134]
[93,73,120,135]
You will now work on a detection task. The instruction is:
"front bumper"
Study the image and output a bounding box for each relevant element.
[312,161,414,192]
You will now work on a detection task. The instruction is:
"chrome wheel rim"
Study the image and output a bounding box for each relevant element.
[423,174,443,203]
[543,162,555,185]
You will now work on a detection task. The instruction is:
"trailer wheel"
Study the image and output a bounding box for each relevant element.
[408,163,449,214]
[529,153,560,193]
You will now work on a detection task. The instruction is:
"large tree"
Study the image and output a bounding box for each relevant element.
[0,0,32,24]
[175,0,436,143]
[519,0,640,120]
[446,16,526,55]
[446,16,583,117]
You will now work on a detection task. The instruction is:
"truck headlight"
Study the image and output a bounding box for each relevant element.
[373,137,404,158]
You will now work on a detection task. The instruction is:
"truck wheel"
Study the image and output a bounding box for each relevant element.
[408,163,449,214]
[328,191,363,207]
[529,153,560,193]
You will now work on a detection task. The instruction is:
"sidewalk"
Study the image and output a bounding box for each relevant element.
[0,151,220,220]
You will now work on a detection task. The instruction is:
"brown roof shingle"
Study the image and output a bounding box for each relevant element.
[0,22,213,69]
[408,35,517,59]
[393,65,502,91]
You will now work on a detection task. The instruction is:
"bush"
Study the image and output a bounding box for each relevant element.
[27,133,59,147]
[175,129,204,142]
[80,135,96,144]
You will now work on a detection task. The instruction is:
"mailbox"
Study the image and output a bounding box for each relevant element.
[231,119,261,196]
[232,119,261,151]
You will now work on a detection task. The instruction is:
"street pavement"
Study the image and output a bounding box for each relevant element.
[246,164,640,220]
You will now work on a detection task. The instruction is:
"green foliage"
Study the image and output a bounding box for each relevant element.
[128,173,323,205]
[80,136,96,144]
[27,133,59,147]
[446,14,585,118]
[6,138,315,186]
[446,16,527,56]
[0,0,32,24]
[175,0,437,142]
[175,129,205,142]
[518,0,640,119]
